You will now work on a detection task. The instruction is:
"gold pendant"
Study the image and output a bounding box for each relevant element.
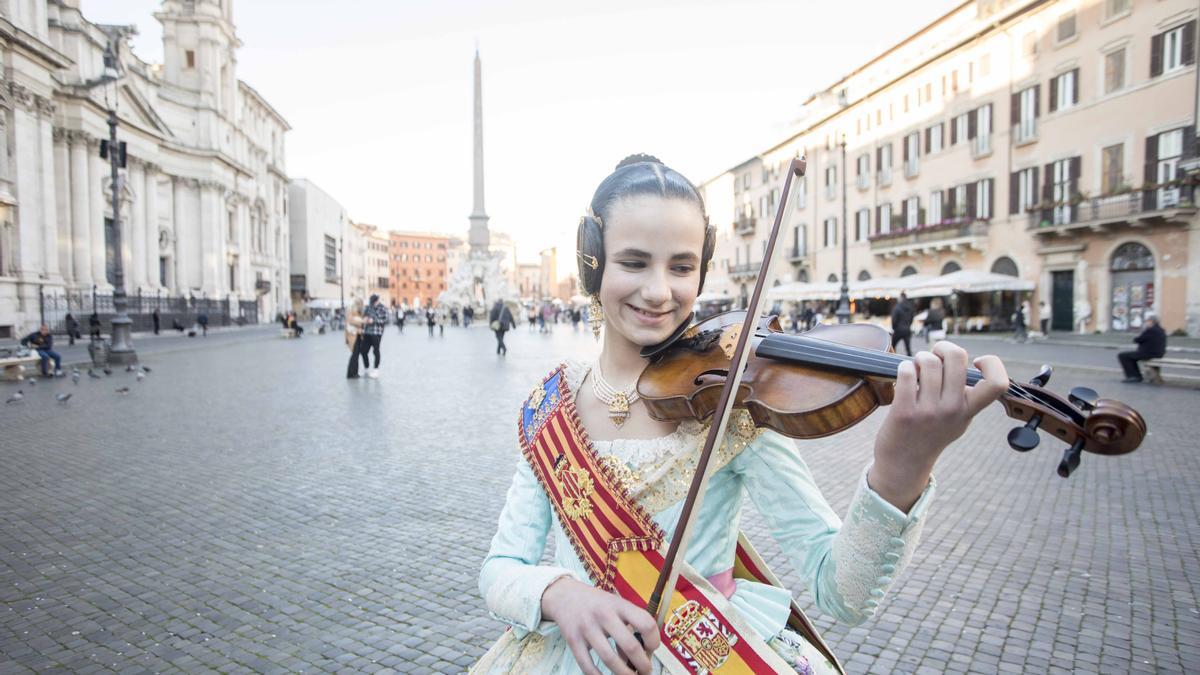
[608,391,630,427]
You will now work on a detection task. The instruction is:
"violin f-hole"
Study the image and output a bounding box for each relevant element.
[693,369,729,386]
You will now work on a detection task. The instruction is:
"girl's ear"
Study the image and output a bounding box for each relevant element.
[577,215,605,295]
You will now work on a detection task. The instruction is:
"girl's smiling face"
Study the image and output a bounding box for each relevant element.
[598,195,707,347]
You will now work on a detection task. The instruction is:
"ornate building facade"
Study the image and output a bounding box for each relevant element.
[0,0,290,337]
[703,0,1199,335]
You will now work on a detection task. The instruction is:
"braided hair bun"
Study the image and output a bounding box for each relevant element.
[615,153,663,169]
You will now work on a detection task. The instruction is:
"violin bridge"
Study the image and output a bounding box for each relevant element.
[719,326,741,360]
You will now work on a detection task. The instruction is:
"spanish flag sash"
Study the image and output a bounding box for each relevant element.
[518,365,846,674]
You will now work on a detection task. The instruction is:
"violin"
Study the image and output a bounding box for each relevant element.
[637,310,1146,477]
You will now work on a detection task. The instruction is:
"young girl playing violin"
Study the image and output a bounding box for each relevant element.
[473,155,1009,674]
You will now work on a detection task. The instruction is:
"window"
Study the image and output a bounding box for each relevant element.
[904,197,920,229]
[972,104,992,155]
[953,113,969,145]
[1049,157,1080,224]
[1104,48,1127,94]
[1011,167,1038,214]
[1104,0,1130,21]
[975,179,993,219]
[855,209,869,241]
[856,153,870,179]
[878,203,892,234]
[796,178,807,209]
[877,143,893,184]
[926,122,944,154]
[1013,85,1039,143]
[324,235,337,281]
[1056,12,1076,43]
[823,217,838,248]
[1150,129,1185,209]
[1102,144,1124,194]
[1152,22,1196,77]
[952,184,969,217]
[742,173,751,190]
[1022,32,1038,57]
[1050,69,1078,112]
[929,190,943,224]
[185,50,195,68]
[824,165,837,200]
[904,132,920,177]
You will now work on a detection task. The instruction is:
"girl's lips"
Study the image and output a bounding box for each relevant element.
[627,304,673,325]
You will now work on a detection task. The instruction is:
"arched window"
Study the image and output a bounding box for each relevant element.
[827,273,839,283]
[900,265,919,277]
[941,261,962,274]
[990,256,1019,277]
[1110,242,1154,271]
[798,270,809,283]
[857,270,872,281]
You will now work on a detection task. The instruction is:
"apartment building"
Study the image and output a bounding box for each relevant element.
[388,231,450,309]
[704,0,1198,335]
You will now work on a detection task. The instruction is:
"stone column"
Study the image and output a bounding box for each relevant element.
[144,166,159,289]
[90,141,107,287]
[69,134,91,286]
[53,129,73,284]
[172,177,187,291]
[37,97,60,280]
[10,88,43,278]
[199,181,218,294]
[129,161,146,290]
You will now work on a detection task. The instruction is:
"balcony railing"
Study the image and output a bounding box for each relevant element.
[877,168,893,187]
[869,218,989,254]
[254,278,271,292]
[825,184,837,200]
[787,245,808,262]
[1027,187,1196,233]
[729,261,762,278]
[856,174,869,190]
[1013,120,1037,145]
[735,216,756,236]
[972,134,992,158]
[904,159,919,179]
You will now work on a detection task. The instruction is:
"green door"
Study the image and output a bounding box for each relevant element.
[1051,270,1074,331]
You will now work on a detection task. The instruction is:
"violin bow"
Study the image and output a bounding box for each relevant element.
[646,156,806,624]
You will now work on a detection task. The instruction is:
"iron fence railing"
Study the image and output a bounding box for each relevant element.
[37,289,260,335]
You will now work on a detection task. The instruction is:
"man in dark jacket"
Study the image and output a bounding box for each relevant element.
[1117,314,1167,382]
[489,300,515,355]
[889,293,915,356]
[362,294,388,378]
[20,324,63,377]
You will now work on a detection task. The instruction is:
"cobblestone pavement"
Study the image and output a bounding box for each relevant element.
[1,324,1197,673]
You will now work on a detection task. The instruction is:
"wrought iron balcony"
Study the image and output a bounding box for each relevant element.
[1012,120,1037,146]
[729,261,761,278]
[856,174,869,190]
[735,215,756,236]
[869,218,989,257]
[972,134,992,158]
[877,168,893,187]
[1027,188,1196,236]
[904,159,919,179]
[254,278,271,292]
[787,246,808,263]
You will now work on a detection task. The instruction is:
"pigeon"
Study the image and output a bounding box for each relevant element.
[115,386,130,395]
[24,377,36,387]
[136,370,145,382]
[102,367,113,376]
[56,393,72,404]
[141,366,152,373]
[88,369,101,379]
[126,364,136,372]
[71,370,80,385]
[5,390,23,404]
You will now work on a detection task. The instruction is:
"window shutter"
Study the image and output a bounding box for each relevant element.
[986,179,995,219]
[1049,75,1059,113]
[1069,157,1082,201]
[1183,125,1197,161]
[1151,33,1164,77]
[901,200,908,229]
[903,137,909,162]
[1010,171,1020,215]
[876,206,881,233]
[982,104,993,134]
[950,119,958,145]
[1011,92,1020,126]
[947,186,957,215]
[966,181,977,218]
[925,127,931,153]
[1071,69,1079,105]
[1144,135,1158,210]
[1032,166,1039,200]
[968,109,977,139]
[876,146,882,170]
[1043,163,1055,204]
[1183,21,1198,66]
[1033,84,1040,117]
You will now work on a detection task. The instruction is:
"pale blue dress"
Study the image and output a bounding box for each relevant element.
[475,360,935,673]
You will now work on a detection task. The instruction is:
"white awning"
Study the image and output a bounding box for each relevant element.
[696,291,735,303]
[907,270,1035,297]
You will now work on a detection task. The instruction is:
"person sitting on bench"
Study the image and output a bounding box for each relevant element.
[1117,313,1166,383]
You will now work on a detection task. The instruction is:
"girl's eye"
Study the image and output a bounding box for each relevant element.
[673,265,696,274]
[618,261,645,269]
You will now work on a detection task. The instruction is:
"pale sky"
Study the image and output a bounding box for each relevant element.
[88,0,962,275]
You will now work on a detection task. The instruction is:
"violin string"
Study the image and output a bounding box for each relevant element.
[759,334,1038,403]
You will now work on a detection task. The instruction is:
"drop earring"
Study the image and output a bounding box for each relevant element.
[588,295,604,341]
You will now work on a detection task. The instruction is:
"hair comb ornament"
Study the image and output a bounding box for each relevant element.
[576,250,599,270]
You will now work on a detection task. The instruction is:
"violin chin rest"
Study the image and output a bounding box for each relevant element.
[640,313,696,361]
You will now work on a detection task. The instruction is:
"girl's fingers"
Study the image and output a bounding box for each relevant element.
[618,604,661,653]
[566,633,603,675]
[603,616,653,674]
[914,351,943,406]
[966,355,1009,415]
[932,341,968,408]
[584,626,633,675]
[893,359,918,413]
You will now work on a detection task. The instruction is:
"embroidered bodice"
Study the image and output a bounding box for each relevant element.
[476,360,935,674]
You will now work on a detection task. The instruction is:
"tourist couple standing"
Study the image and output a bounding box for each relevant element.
[346,294,388,379]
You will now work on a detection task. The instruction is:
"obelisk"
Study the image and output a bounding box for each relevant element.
[468,48,490,254]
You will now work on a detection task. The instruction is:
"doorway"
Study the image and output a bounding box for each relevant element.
[1051,270,1074,331]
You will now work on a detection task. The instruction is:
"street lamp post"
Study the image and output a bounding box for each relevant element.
[834,135,852,324]
[105,101,136,365]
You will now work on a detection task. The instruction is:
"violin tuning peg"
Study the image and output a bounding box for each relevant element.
[1057,438,1086,478]
[1007,413,1042,452]
[1029,364,1052,387]
[1068,386,1099,411]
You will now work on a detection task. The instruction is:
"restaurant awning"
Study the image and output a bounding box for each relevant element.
[906,270,1035,297]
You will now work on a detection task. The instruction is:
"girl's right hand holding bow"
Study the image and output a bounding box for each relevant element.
[541,576,660,675]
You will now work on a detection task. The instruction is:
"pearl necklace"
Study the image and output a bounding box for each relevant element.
[591,361,640,427]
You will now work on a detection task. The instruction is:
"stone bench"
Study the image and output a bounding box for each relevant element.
[1142,357,1200,384]
[0,354,40,382]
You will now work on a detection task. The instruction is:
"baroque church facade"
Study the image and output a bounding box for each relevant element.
[0,0,290,337]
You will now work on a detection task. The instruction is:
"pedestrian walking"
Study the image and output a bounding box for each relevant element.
[925,299,946,343]
[345,299,370,379]
[472,154,1010,673]
[1012,300,1029,343]
[65,313,79,346]
[20,324,63,377]
[1117,313,1167,383]
[361,294,387,378]
[88,312,101,339]
[802,305,814,331]
[151,308,160,335]
[425,307,436,336]
[489,299,514,355]
[1038,300,1051,335]
[197,312,209,337]
[889,292,915,356]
